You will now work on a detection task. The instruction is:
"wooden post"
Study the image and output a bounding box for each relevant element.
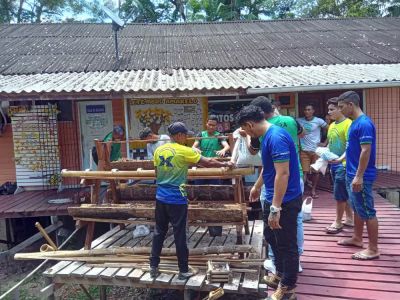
[103,142,118,204]
[44,277,55,300]
[99,286,107,300]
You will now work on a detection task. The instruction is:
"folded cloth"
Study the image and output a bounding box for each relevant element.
[311,147,339,175]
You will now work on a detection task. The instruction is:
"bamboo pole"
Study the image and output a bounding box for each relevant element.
[0,227,81,300]
[15,245,256,260]
[35,222,58,250]
[61,167,254,179]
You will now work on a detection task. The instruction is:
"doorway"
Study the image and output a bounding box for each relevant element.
[78,101,113,170]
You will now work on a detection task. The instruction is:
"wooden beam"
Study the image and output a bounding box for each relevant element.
[68,203,246,223]
[61,167,254,180]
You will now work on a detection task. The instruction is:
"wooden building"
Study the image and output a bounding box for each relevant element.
[0,17,399,214]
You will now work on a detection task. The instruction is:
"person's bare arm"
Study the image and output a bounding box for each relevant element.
[268,161,290,229]
[352,144,371,192]
[247,137,260,155]
[249,169,264,202]
[197,156,233,168]
[216,140,230,157]
[330,151,346,164]
[192,140,200,150]
[272,162,289,208]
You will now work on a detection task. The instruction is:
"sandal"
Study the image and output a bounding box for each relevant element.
[326,224,344,234]
[352,250,380,260]
[342,220,354,227]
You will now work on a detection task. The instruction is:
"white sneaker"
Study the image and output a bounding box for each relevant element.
[299,262,303,273]
[263,259,276,274]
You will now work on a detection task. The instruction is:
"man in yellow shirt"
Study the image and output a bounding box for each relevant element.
[150,122,233,280]
[326,97,353,234]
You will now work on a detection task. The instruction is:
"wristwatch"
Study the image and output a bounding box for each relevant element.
[270,205,282,214]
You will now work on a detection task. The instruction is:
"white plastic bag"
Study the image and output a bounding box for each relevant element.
[133,225,150,238]
[302,197,313,222]
[235,135,262,167]
[311,147,339,175]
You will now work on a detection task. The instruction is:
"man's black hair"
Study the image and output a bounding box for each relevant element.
[250,96,273,114]
[338,91,360,106]
[304,103,315,109]
[237,105,265,126]
[139,127,152,139]
[208,115,218,122]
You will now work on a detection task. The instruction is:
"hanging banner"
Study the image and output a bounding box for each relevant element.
[128,98,207,139]
[10,105,61,189]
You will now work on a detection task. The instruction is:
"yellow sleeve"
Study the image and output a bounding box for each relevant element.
[183,146,201,164]
[344,119,352,140]
[153,149,159,167]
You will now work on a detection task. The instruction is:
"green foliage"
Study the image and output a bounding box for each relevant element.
[387,0,400,16]
[0,0,398,24]
[309,0,381,18]
[0,0,14,23]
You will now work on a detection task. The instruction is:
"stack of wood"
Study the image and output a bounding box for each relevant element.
[14,245,263,276]
[206,261,232,284]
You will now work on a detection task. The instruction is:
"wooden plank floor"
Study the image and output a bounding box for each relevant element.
[318,170,400,192]
[0,188,91,218]
[298,190,400,300]
[44,220,266,297]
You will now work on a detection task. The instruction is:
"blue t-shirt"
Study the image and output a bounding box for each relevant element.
[261,125,302,203]
[346,115,376,182]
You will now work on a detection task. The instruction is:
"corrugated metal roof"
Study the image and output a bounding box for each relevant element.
[0,64,399,94]
[0,18,399,75]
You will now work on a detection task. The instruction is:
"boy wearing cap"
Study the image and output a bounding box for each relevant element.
[149,122,234,279]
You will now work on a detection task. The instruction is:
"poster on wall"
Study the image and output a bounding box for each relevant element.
[128,98,207,139]
[10,105,61,189]
[208,100,251,133]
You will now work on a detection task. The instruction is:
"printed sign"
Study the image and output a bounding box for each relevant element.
[128,98,207,139]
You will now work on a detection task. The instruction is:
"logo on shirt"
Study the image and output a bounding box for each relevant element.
[159,155,173,167]
[157,147,176,168]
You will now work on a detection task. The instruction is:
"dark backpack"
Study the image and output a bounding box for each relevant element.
[0,182,17,195]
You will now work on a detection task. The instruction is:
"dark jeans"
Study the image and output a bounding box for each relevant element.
[264,196,302,288]
[150,201,189,272]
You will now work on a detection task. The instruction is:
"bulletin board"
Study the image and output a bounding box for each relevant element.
[128,98,208,141]
[10,105,61,189]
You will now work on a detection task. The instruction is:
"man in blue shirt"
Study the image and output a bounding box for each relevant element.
[237,105,302,300]
[337,91,379,261]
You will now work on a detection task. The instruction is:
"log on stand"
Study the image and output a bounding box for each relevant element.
[62,160,254,249]
[68,203,246,223]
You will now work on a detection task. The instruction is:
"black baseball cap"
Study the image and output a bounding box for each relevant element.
[167,122,194,136]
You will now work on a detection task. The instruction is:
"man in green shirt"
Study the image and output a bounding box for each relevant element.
[192,115,230,237]
[193,115,230,158]
[103,125,125,162]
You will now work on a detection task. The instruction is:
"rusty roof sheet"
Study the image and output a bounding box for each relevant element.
[0,18,399,75]
[1,63,399,94]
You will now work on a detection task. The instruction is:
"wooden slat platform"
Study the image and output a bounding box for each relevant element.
[43,220,266,298]
[297,190,400,300]
[0,188,86,218]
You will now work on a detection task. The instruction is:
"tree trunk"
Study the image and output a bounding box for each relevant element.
[35,4,43,23]
[68,203,246,223]
[17,0,25,23]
